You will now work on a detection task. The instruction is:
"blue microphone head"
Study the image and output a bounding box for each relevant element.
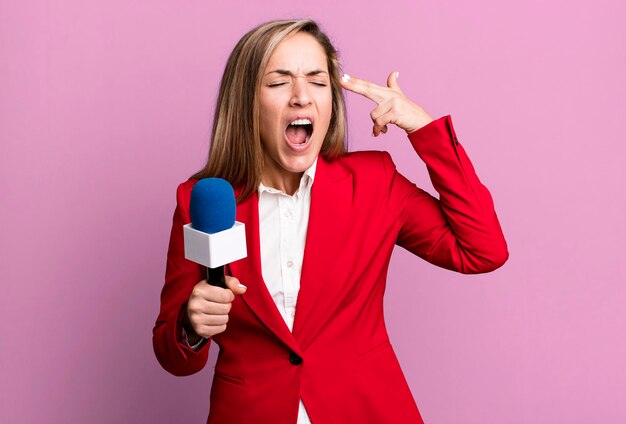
[190,178,236,234]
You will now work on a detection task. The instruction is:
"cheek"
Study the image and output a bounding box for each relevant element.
[321,93,333,118]
[259,101,283,132]
[321,100,333,128]
[259,109,277,132]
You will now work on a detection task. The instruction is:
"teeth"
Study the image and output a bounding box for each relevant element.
[289,118,312,126]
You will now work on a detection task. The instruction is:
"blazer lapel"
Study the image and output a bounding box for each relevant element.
[228,191,300,353]
[292,156,353,344]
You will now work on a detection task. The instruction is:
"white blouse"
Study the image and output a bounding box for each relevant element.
[258,158,317,424]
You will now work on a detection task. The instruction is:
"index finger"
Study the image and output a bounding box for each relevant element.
[340,74,386,104]
[197,284,236,304]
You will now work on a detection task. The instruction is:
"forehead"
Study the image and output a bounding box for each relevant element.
[265,32,328,72]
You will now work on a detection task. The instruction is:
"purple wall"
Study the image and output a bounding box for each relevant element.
[1,1,625,423]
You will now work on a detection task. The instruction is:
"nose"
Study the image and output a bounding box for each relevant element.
[289,77,312,107]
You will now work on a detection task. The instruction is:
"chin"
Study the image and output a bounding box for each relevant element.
[280,154,317,173]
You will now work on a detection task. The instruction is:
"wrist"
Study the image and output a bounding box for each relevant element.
[406,117,435,134]
[179,303,205,349]
[182,325,204,348]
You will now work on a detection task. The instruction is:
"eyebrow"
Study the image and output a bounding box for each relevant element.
[265,69,329,77]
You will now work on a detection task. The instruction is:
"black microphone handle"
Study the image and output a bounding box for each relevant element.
[207,265,226,289]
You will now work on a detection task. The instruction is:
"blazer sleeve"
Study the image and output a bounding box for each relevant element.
[152,180,211,376]
[386,115,509,274]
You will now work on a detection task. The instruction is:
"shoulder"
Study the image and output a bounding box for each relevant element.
[318,151,398,200]
[177,178,199,192]
[332,150,396,179]
[175,178,199,207]
[338,150,392,164]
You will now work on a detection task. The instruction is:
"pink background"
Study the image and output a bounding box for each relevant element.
[1,1,625,423]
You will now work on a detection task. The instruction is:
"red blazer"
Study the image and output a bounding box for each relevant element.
[153,115,508,423]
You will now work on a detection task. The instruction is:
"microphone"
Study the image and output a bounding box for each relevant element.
[183,178,247,288]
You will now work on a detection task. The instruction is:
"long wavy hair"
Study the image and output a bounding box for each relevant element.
[192,19,347,202]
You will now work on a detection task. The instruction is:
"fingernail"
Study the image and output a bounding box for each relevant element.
[396,71,400,79]
[238,284,247,289]
[342,74,350,82]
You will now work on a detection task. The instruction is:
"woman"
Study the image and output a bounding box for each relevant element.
[153,19,508,424]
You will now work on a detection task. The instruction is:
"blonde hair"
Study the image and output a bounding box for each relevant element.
[192,19,347,202]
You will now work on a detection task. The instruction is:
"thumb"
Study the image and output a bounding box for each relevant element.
[225,275,248,296]
[387,70,402,92]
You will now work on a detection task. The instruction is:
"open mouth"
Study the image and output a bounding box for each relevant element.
[285,118,313,146]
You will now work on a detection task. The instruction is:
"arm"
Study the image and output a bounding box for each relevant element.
[340,72,508,273]
[152,181,211,377]
[387,116,508,273]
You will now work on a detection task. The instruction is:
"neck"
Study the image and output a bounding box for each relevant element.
[261,171,302,195]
